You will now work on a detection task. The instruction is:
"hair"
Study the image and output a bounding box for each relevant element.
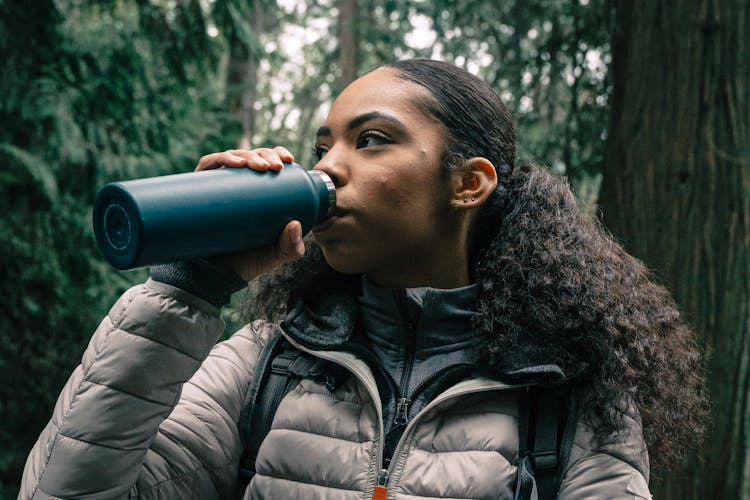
[251,58,706,468]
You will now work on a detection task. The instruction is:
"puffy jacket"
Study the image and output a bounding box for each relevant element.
[19,279,652,499]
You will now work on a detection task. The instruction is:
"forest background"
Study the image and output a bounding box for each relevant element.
[0,0,747,498]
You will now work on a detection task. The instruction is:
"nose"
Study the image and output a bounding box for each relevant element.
[312,150,347,188]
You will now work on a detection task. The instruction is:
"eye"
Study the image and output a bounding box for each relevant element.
[356,130,391,149]
[311,145,329,162]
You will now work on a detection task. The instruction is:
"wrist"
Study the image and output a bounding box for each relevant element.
[150,259,247,308]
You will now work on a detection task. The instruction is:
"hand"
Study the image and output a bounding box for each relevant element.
[195,147,306,282]
[195,146,292,173]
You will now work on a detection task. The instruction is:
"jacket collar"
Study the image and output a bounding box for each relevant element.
[282,286,566,386]
[358,276,482,359]
[282,289,360,349]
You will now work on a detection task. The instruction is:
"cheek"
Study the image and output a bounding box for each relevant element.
[364,172,413,209]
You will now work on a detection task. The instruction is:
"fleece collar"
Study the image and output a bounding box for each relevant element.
[282,289,360,349]
[281,279,566,385]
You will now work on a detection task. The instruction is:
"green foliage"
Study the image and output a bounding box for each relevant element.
[414,0,612,185]
[0,0,242,491]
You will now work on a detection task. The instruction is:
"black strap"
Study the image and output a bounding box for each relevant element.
[237,334,285,486]
[237,334,327,486]
[532,390,561,499]
[515,390,536,500]
[515,388,565,500]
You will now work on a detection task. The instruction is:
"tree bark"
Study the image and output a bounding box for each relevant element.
[338,0,358,89]
[600,0,749,498]
[226,0,262,148]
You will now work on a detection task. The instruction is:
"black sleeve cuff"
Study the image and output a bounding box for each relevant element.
[149,259,247,308]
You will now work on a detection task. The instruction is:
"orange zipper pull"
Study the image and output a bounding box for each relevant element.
[372,468,389,500]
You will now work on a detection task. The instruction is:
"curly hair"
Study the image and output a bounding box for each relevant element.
[250,59,706,468]
[474,162,706,467]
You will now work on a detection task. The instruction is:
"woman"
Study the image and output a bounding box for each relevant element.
[19,59,705,499]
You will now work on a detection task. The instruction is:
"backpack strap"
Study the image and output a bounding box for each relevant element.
[237,333,328,486]
[514,387,567,500]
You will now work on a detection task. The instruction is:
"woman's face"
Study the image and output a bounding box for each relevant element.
[311,67,464,288]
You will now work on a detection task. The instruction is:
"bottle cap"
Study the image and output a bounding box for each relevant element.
[308,170,337,217]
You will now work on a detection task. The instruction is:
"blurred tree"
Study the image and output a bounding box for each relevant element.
[248,0,415,162]
[214,0,285,147]
[600,0,749,497]
[0,0,240,493]
[338,0,359,87]
[414,0,612,194]
[221,0,264,147]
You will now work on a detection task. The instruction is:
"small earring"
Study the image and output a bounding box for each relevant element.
[471,197,476,202]
[463,198,468,203]
[451,201,460,210]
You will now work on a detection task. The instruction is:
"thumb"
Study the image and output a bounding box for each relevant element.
[280,220,305,259]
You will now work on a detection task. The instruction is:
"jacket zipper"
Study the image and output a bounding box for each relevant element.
[388,362,479,449]
[393,289,417,426]
[373,379,522,496]
[373,468,389,500]
[280,330,526,499]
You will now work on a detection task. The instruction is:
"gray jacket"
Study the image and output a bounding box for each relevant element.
[19,279,652,499]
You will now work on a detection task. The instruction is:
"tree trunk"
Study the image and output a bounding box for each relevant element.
[600,0,749,498]
[338,0,358,89]
[226,0,262,148]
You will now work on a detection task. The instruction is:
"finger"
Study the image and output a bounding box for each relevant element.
[252,148,285,172]
[195,152,246,171]
[273,146,295,164]
[228,149,271,171]
[217,221,305,281]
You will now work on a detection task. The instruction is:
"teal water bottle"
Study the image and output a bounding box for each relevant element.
[92,163,336,269]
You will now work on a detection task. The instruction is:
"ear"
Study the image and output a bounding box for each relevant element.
[450,157,498,209]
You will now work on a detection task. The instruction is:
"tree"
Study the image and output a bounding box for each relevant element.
[0,1,235,493]
[600,0,749,497]
[416,0,612,200]
[214,0,285,148]
[338,0,359,87]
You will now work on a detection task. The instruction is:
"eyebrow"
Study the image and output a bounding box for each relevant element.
[315,111,406,137]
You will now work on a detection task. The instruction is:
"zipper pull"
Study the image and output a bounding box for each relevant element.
[372,468,389,500]
[394,397,410,425]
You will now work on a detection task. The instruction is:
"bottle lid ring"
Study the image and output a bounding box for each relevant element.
[309,170,337,217]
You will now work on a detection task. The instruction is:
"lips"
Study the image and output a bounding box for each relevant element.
[312,208,347,234]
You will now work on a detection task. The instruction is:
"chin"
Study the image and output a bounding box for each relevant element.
[319,246,369,275]
[324,257,366,276]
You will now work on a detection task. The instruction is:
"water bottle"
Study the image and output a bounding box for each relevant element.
[92,163,336,270]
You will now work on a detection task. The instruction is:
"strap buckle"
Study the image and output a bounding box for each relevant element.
[531,450,558,472]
